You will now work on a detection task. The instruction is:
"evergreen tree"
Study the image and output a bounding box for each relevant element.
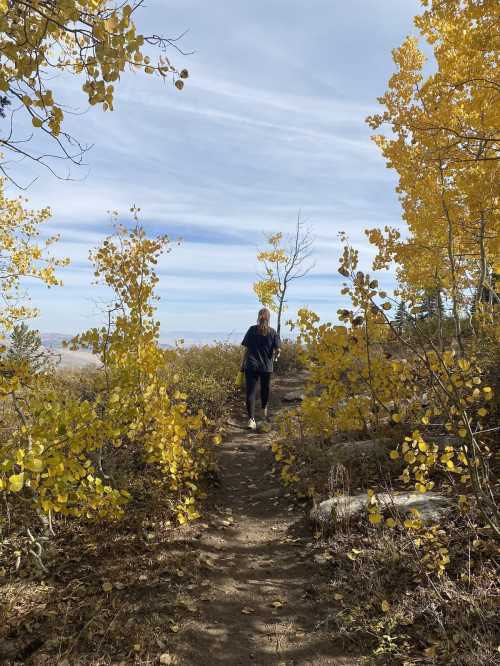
[5,323,52,373]
[394,300,409,333]
[420,288,445,320]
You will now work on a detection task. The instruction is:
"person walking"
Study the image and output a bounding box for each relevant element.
[241,307,281,430]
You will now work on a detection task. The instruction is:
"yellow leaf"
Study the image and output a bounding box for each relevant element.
[389,450,399,460]
[8,473,24,493]
[381,600,390,612]
[27,458,44,472]
[369,513,382,525]
[385,517,396,528]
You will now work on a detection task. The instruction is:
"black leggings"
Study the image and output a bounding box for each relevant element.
[245,369,271,419]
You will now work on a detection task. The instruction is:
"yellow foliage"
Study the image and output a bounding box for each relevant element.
[366,1,498,301]
[0,177,68,330]
[0,219,215,525]
[0,0,185,164]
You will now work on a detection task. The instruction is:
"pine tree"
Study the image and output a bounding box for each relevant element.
[5,323,52,373]
[394,300,409,333]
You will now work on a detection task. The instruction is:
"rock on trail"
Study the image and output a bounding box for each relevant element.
[311,491,453,527]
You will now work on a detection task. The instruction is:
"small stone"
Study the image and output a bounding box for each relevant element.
[283,390,304,402]
[159,654,174,665]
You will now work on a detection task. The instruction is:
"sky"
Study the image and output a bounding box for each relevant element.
[10,0,424,342]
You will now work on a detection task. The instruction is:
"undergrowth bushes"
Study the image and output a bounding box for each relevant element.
[166,343,241,420]
[0,225,227,568]
[274,338,304,375]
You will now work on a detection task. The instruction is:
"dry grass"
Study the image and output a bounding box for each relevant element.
[314,517,499,665]
[0,483,206,665]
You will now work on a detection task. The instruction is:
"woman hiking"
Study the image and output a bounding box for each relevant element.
[241,307,281,430]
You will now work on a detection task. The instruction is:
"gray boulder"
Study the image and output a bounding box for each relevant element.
[331,438,393,459]
[282,390,305,402]
[311,491,453,526]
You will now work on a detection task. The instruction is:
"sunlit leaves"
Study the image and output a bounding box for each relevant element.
[71,221,216,525]
[0,178,68,331]
[366,1,498,301]
[0,1,187,173]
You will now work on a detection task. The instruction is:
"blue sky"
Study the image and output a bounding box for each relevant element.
[14,0,423,341]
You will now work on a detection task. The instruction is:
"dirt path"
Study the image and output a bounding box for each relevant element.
[168,373,361,666]
[0,373,363,666]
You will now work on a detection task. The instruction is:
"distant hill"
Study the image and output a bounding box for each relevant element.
[161,331,244,347]
[39,331,243,350]
[51,349,101,369]
[40,332,71,349]
[39,330,293,351]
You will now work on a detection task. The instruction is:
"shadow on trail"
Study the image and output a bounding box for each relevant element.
[169,377,363,665]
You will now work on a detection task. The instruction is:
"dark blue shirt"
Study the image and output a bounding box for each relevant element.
[242,325,280,373]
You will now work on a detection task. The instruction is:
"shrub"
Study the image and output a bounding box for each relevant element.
[165,342,241,421]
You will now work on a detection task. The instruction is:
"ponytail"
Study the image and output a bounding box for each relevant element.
[257,307,271,335]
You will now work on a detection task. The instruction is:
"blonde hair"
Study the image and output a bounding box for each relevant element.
[257,307,271,335]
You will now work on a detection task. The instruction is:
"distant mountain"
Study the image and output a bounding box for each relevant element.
[38,331,244,350]
[160,331,244,347]
[40,332,72,349]
[39,330,295,350]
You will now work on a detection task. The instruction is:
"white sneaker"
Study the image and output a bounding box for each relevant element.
[248,418,257,430]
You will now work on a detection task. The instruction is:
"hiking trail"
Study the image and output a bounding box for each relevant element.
[166,372,362,666]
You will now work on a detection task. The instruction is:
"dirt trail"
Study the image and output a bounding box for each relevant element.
[169,373,361,666]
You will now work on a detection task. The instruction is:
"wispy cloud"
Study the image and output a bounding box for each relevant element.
[10,0,421,336]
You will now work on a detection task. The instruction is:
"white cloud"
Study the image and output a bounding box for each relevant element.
[10,0,418,335]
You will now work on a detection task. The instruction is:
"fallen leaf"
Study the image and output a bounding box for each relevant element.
[102,582,113,592]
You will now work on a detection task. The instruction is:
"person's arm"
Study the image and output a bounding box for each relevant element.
[241,328,250,370]
[241,346,248,371]
[273,331,281,362]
